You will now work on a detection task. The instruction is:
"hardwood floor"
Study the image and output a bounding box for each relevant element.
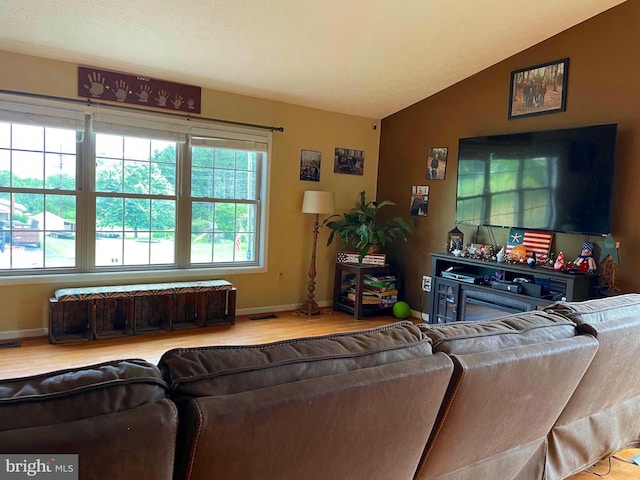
[567,449,640,479]
[0,309,404,380]
[1,310,638,479]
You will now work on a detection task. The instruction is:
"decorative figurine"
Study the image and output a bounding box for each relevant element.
[496,246,505,263]
[574,242,597,273]
[452,239,463,257]
[554,251,565,272]
[527,251,537,268]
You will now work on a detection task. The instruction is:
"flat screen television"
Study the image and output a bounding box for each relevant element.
[455,123,617,235]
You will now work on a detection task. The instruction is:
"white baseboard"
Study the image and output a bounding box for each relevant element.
[236,300,333,316]
[0,328,47,341]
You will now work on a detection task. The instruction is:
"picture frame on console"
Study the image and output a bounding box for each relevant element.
[508,58,569,119]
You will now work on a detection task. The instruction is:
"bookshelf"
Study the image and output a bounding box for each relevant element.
[333,262,399,319]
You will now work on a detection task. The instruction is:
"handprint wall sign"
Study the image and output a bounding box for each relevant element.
[78,66,201,113]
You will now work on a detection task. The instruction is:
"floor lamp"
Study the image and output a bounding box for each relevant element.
[298,190,336,316]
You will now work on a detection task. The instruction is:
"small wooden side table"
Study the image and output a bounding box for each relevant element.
[333,262,399,319]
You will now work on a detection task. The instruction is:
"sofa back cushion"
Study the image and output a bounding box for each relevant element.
[545,293,640,335]
[0,359,168,431]
[414,335,598,480]
[159,321,431,399]
[180,355,454,480]
[420,310,577,355]
[543,294,640,479]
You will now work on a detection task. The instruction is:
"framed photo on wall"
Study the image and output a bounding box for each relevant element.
[299,149,321,181]
[427,147,447,180]
[508,58,569,119]
[334,147,364,175]
[409,185,430,217]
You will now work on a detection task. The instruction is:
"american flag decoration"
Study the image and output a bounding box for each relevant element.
[505,228,553,261]
[234,226,245,253]
[337,252,386,265]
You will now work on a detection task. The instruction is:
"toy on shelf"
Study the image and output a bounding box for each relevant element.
[573,242,597,273]
[527,251,537,268]
[554,251,565,272]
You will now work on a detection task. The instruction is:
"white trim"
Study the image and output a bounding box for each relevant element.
[0,264,267,286]
[0,327,47,341]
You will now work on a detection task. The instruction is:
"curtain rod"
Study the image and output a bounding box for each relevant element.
[0,88,285,133]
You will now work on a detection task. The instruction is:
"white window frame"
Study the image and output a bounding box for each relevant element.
[0,93,271,281]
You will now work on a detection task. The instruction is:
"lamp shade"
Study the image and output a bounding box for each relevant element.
[302,191,335,215]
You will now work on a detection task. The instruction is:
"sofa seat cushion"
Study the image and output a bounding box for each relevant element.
[0,359,168,431]
[159,321,431,398]
[420,310,577,354]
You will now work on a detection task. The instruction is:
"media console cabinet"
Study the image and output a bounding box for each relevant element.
[49,280,236,343]
[429,253,596,324]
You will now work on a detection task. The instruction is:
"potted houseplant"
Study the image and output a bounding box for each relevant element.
[323,191,413,262]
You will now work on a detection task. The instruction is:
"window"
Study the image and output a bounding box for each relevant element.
[94,133,178,266]
[0,95,270,275]
[190,137,264,265]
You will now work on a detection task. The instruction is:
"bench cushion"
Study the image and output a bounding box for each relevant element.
[54,279,233,301]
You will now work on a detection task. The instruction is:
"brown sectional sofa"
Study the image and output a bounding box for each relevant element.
[1,294,639,480]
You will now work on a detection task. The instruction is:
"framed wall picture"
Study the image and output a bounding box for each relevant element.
[334,147,364,175]
[409,185,430,217]
[508,58,569,119]
[426,147,447,180]
[299,149,321,181]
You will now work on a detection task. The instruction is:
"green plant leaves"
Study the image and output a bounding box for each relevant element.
[322,191,413,262]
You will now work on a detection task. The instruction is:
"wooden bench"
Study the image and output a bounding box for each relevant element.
[49,280,236,343]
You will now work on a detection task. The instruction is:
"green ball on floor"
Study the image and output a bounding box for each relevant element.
[392,301,412,319]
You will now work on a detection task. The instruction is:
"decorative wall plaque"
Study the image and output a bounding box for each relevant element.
[78,66,201,114]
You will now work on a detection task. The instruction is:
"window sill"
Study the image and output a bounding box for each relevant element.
[0,265,266,286]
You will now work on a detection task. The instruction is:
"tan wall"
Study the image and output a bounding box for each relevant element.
[0,50,380,336]
[378,1,640,310]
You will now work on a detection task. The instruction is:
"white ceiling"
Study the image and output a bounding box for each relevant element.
[0,0,626,119]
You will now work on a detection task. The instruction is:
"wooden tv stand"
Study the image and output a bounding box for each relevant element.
[429,253,596,324]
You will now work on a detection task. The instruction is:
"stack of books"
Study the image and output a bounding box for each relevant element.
[343,273,398,307]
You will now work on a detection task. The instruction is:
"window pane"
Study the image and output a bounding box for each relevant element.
[192,146,213,168]
[212,232,233,262]
[45,153,76,190]
[45,128,77,154]
[96,196,124,231]
[0,150,9,187]
[0,122,9,149]
[192,166,213,198]
[124,160,149,194]
[124,137,150,161]
[151,199,175,231]
[150,233,174,264]
[190,200,257,264]
[151,141,176,192]
[0,120,79,272]
[189,141,261,266]
[213,169,234,198]
[96,159,123,192]
[214,149,235,169]
[125,198,150,231]
[123,231,149,265]
[191,201,214,263]
[12,124,44,151]
[41,195,76,268]
[96,133,123,159]
[12,150,44,188]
